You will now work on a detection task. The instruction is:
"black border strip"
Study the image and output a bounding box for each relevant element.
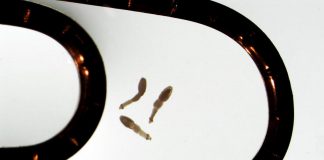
[0,1,106,159]
[60,0,294,159]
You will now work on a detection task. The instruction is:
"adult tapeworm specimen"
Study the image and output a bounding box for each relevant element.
[120,115,152,140]
[149,86,173,123]
[120,77,147,109]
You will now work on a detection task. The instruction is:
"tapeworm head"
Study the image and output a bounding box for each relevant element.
[120,115,134,128]
[138,77,147,96]
[159,86,173,102]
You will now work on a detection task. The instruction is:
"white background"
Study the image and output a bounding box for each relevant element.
[211,1,324,159]
[0,24,79,146]
[1,0,323,159]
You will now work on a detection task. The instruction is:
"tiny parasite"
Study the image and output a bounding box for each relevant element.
[149,86,173,123]
[120,115,152,140]
[120,77,147,109]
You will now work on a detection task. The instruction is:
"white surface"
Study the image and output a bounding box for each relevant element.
[16,0,324,159]
[0,25,80,146]
[213,1,324,159]
[28,1,268,160]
